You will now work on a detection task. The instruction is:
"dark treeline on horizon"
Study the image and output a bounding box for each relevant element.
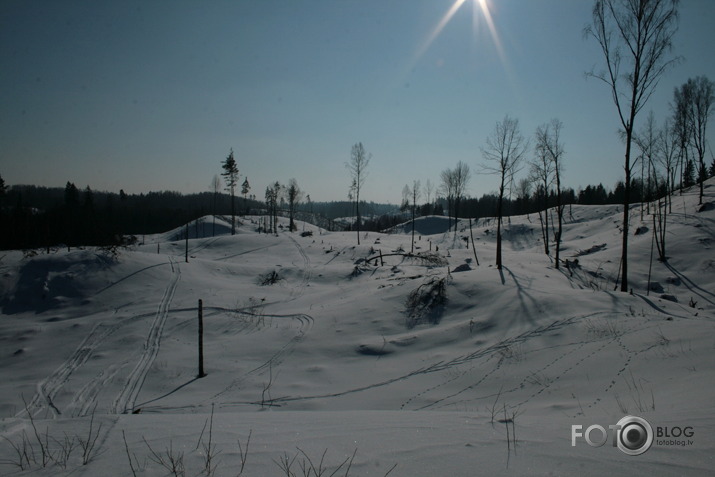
[0,178,670,251]
[301,200,398,220]
[435,178,664,222]
[0,183,262,250]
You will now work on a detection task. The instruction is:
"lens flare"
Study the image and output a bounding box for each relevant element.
[413,0,469,63]
[474,0,506,65]
[412,0,505,67]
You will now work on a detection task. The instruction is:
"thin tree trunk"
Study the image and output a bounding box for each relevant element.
[538,210,547,254]
[231,192,236,235]
[621,130,632,293]
[640,152,645,222]
[212,193,217,237]
[497,180,504,270]
[185,223,189,263]
[699,159,705,205]
[453,198,459,237]
[647,216,655,296]
[411,202,416,254]
[543,189,549,255]
[660,200,667,261]
[356,195,361,245]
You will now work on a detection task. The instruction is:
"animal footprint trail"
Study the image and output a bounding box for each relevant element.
[411,357,504,411]
[111,257,180,414]
[407,312,623,411]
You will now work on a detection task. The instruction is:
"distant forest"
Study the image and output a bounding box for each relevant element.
[0,177,680,251]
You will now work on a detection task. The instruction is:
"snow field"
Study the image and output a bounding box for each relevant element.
[1,183,714,475]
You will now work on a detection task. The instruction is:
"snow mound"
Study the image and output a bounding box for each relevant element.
[390,215,452,235]
[0,179,714,476]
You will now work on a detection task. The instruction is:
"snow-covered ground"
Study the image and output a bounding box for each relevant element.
[1,181,714,476]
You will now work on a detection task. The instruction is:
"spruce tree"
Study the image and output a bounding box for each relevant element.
[221,149,239,235]
[242,177,251,212]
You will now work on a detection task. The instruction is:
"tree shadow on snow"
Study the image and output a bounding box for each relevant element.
[664,262,715,308]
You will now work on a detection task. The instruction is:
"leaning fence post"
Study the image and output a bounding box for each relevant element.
[198,299,206,378]
[469,218,480,266]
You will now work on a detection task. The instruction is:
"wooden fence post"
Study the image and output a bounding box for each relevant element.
[198,299,206,378]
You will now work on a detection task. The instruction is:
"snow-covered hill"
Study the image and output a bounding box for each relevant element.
[1,181,714,476]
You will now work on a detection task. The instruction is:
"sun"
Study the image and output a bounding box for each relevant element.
[473,0,504,59]
[412,0,505,66]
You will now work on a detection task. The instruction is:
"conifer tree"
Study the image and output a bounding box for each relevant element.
[221,149,239,235]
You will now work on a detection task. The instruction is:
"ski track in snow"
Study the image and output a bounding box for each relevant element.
[208,236,314,402]
[186,236,222,255]
[287,234,312,299]
[66,364,123,417]
[205,235,316,403]
[220,243,278,261]
[111,256,180,414]
[211,313,314,401]
[16,322,120,418]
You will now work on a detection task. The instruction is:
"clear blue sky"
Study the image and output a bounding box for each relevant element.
[2,0,714,204]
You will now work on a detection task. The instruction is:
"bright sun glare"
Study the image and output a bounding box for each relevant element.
[413,0,505,66]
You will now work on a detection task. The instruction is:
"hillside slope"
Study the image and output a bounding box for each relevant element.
[0,181,713,476]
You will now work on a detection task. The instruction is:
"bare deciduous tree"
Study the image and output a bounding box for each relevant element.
[264,186,275,234]
[346,143,371,245]
[452,161,471,235]
[408,180,421,253]
[515,177,533,219]
[658,118,679,213]
[210,174,222,237]
[482,115,529,269]
[535,119,566,268]
[672,81,692,193]
[425,179,434,209]
[439,162,470,234]
[286,178,302,232]
[400,184,410,212]
[272,181,282,234]
[652,117,679,261]
[634,111,658,218]
[584,0,680,292]
[531,130,554,256]
[439,168,455,232]
[687,76,714,204]
[264,181,282,234]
